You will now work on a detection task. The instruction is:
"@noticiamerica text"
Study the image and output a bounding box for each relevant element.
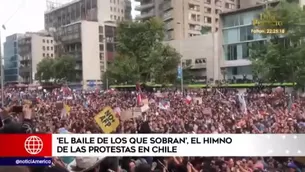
[15,159,51,165]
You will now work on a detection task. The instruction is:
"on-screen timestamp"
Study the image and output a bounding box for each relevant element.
[251,28,286,34]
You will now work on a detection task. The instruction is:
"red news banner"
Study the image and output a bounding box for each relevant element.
[0,134,52,157]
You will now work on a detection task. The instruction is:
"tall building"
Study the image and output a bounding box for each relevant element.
[135,0,238,40]
[18,31,55,83]
[3,34,23,82]
[164,33,220,82]
[44,0,131,88]
[218,2,280,82]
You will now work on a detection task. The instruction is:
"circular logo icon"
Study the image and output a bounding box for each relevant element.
[24,136,43,155]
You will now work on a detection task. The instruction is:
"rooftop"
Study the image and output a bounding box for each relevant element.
[220,0,279,16]
[45,0,81,14]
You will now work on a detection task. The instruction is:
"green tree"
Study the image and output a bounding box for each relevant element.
[36,58,55,81]
[52,55,76,82]
[106,18,181,84]
[249,0,305,87]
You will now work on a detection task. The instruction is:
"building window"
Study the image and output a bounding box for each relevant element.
[215,0,222,6]
[42,39,45,43]
[47,46,49,50]
[204,7,211,14]
[240,25,253,41]
[224,44,237,60]
[99,35,104,42]
[51,53,53,57]
[43,53,45,57]
[100,53,104,60]
[225,3,235,9]
[99,26,104,33]
[110,7,112,11]
[51,47,53,50]
[242,43,249,58]
[42,46,45,50]
[195,58,206,64]
[204,16,212,23]
[47,53,49,57]
[189,13,200,22]
[189,4,200,11]
[204,0,211,4]
[47,40,49,43]
[215,9,222,14]
[232,67,238,75]
[50,40,53,43]
[99,44,104,51]
[223,15,240,27]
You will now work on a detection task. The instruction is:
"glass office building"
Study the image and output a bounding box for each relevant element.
[3,34,22,82]
[220,5,268,81]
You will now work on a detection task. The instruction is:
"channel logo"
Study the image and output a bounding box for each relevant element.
[24,136,44,155]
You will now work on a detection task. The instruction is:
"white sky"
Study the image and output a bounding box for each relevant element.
[0,0,139,44]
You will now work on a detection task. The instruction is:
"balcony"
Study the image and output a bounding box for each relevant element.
[192,59,207,69]
[164,22,174,30]
[135,10,155,20]
[163,11,173,21]
[163,1,173,11]
[135,3,154,11]
[19,66,31,73]
[223,59,252,67]
[192,63,207,69]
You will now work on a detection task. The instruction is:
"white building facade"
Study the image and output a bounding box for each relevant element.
[44,0,132,89]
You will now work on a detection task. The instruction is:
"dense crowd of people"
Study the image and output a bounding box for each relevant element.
[0,86,304,172]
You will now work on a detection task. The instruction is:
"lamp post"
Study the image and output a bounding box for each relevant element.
[0,25,6,105]
[177,22,184,95]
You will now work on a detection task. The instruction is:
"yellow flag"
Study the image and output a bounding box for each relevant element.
[64,104,71,113]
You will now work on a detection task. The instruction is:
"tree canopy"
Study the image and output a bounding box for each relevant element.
[105,18,181,85]
[36,55,76,82]
[249,0,305,87]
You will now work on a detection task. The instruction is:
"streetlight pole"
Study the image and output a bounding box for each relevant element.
[0,25,5,106]
[177,22,183,95]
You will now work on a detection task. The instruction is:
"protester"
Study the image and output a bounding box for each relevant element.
[0,86,304,172]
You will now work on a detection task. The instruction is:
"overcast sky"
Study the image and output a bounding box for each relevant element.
[0,0,139,44]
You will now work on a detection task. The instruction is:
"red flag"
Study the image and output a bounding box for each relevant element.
[137,93,143,107]
[185,95,192,104]
[136,83,142,92]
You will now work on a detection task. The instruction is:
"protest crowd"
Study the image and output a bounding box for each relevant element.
[0,85,305,172]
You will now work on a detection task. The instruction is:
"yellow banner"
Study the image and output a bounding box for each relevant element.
[94,106,120,133]
[64,104,71,113]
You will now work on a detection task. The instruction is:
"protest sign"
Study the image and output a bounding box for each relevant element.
[142,98,149,105]
[120,109,133,121]
[94,106,120,133]
[132,107,143,119]
[64,104,71,113]
[193,97,202,104]
[120,105,149,121]
[203,108,212,115]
